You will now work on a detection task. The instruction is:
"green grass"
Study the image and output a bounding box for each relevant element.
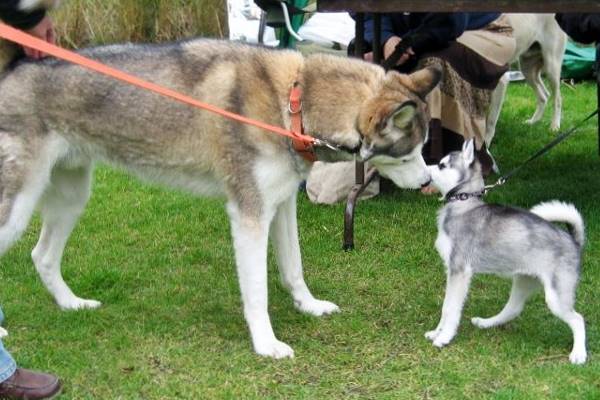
[1,82,599,399]
[52,0,227,48]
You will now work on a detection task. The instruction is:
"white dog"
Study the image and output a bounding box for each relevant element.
[486,14,567,147]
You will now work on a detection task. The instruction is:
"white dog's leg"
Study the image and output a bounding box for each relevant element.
[543,281,587,364]
[227,202,294,359]
[270,192,339,317]
[472,275,539,329]
[0,327,7,338]
[427,268,472,348]
[485,74,509,148]
[523,66,549,126]
[544,37,565,132]
[32,165,101,311]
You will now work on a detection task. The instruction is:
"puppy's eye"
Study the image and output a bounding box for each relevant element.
[439,163,446,170]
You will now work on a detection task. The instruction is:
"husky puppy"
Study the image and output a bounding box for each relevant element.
[426,140,587,364]
[0,34,441,358]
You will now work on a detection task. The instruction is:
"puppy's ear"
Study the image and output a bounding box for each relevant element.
[407,66,442,100]
[392,101,417,130]
[462,139,475,165]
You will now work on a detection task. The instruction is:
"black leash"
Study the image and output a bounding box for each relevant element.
[485,108,599,193]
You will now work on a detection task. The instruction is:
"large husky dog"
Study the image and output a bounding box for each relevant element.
[426,140,587,364]
[0,32,441,357]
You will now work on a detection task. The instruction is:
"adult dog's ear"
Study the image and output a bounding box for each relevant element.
[407,66,442,100]
[392,101,417,130]
[462,139,475,166]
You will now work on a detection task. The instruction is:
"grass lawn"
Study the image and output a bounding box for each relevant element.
[1,82,599,399]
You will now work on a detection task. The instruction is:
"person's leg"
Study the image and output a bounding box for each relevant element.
[0,307,17,384]
[0,338,17,385]
[0,307,62,399]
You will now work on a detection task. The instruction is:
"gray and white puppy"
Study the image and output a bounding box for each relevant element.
[426,139,587,364]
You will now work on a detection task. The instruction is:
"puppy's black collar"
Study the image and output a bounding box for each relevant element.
[445,191,484,203]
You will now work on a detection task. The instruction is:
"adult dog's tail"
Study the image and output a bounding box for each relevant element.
[531,200,585,248]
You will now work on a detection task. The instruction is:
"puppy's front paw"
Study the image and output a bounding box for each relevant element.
[425,329,440,341]
[0,327,7,338]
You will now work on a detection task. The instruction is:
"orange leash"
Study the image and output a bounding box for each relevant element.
[0,23,316,147]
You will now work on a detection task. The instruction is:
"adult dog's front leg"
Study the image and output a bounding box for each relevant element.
[270,193,339,317]
[427,268,472,348]
[227,202,293,359]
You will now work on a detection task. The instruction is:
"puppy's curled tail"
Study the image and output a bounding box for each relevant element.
[530,200,585,247]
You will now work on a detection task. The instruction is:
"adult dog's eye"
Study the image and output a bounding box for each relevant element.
[439,163,446,170]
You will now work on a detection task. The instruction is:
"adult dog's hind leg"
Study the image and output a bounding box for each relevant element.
[471,275,539,329]
[270,192,339,317]
[31,164,100,310]
[227,200,294,359]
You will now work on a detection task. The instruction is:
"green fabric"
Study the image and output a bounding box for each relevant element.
[277,0,310,48]
[561,40,596,80]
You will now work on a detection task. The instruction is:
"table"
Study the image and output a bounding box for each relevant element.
[318,1,600,13]
[318,1,600,250]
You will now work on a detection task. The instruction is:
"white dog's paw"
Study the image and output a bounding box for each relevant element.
[58,297,102,311]
[295,298,340,317]
[0,327,8,338]
[471,317,493,329]
[425,329,440,341]
[569,349,587,365]
[254,339,295,359]
[525,117,540,126]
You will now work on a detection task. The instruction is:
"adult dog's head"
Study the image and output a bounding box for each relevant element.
[302,55,440,188]
[358,66,441,189]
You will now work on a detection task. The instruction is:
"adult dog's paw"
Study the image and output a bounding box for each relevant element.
[254,339,295,359]
[432,332,454,348]
[0,327,7,338]
[569,349,587,365]
[295,298,340,317]
[471,317,494,329]
[58,297,102,311]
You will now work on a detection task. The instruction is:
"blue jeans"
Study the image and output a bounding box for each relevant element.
[0,307,16,383]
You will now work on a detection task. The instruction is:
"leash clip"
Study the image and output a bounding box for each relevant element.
[484,177,506,194]
[313,138,340,152]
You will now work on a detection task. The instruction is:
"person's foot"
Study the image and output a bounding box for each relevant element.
[0,368,61,399]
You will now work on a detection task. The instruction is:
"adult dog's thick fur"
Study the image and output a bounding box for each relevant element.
[0,37,441,358]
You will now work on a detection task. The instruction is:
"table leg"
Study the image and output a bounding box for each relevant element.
[343,13,381,250]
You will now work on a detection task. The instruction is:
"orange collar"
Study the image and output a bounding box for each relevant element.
[288,83,317,163]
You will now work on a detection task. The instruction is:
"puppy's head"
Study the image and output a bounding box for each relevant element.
[358,65,442,189]
[428,139,483,196]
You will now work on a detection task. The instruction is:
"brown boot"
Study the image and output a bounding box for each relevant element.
[0,368,61,399]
